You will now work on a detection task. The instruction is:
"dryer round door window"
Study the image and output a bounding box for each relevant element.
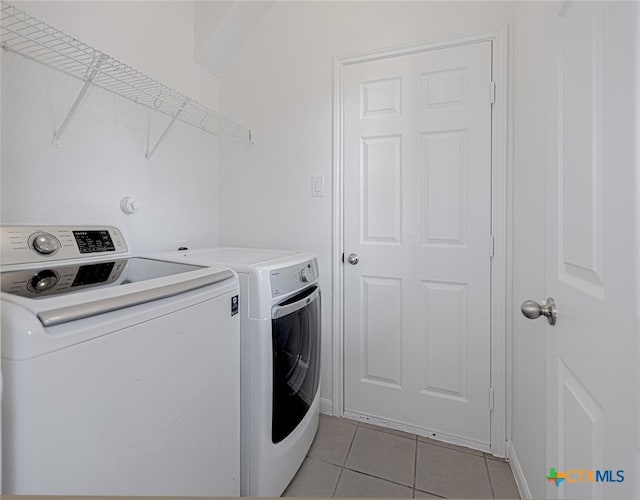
[271,285,320,444]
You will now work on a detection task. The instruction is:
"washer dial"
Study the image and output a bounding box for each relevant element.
[30,232,61,255]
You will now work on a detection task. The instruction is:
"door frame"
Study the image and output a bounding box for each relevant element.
[331,25,510,456]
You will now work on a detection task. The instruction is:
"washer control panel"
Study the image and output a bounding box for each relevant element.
[1,225,128,265]
[270,259,318,298]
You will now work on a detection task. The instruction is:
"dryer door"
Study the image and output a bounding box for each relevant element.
[271,285,320,444]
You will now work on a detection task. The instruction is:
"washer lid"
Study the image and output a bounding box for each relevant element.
[1,258,238,359]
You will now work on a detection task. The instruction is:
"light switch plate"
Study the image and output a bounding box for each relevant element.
[311,175,325,197]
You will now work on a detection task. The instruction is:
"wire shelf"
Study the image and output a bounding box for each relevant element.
[0,1,252,144]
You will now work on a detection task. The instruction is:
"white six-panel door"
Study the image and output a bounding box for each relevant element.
[343,41,493,448]
[544,2,639,498]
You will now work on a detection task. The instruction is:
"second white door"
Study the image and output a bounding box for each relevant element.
[343,40,493,448]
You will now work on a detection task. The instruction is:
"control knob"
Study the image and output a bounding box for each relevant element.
[300,266,313,283]
[30,232,61,255]
[28,270,59,293]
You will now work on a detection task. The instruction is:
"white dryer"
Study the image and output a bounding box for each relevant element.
[158,247,321,497]
[1,226,241,496]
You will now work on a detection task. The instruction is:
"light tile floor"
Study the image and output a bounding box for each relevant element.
[283,415,520,499]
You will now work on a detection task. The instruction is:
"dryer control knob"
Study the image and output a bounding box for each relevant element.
[300,267,313,283]
[31,232,61,255]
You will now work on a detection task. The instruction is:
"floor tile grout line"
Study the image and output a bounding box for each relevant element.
[419,437,487,458]
[357,422,418,442]
[484,453,497,498]
[305,454,346,469]
[413,438,454,498]
[341,465,415,489]
[307,416,359,469]
[414,487,448,499]
[331,423,358,497]
[414,486,448,498]
[330,466,345,498]
[341,422,359,467]
[336,422,416,496]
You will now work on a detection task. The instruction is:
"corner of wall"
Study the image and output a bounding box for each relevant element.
[507,440,533,499]
[320,398,334,416]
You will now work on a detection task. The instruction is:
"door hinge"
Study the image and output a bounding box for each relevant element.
[489,81,496,104]
[341,252,345,263]
[489,388,495,411]
[489,235,495,259]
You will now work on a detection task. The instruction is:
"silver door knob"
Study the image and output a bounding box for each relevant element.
[347,253,359,265]
[521,297,557,325]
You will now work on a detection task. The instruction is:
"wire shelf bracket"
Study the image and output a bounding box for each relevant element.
[1,0,254,155]
[52,53,107,148]
[145,98,190,161]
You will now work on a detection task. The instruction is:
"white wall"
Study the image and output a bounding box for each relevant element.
[216,0,511,414]
[194,1,236,60]
[194,1,273,77]
[508,3,548,498]
[1,1,221,253]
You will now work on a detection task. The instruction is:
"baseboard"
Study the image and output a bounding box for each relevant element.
[506,440,532,499]
[343,410,491,453]
[320,397,333,415]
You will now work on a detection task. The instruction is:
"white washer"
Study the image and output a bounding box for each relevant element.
[1,226,241,496]
[157,247,321,497]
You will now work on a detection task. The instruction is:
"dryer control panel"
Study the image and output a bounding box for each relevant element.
[1,225,128,265]
[270,259,318,298]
